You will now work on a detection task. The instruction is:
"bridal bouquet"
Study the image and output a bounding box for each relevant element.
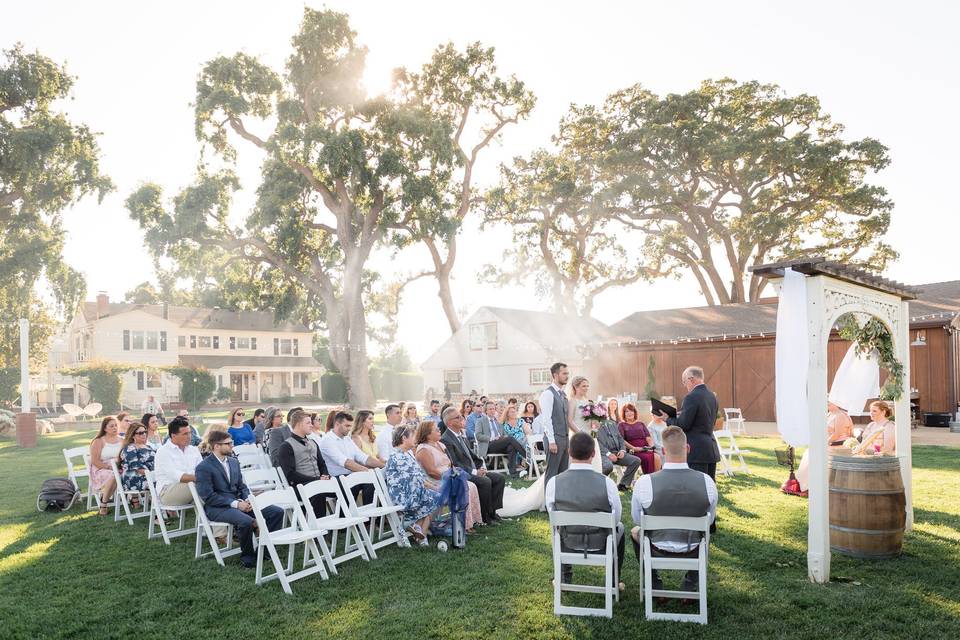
[580,401,607,438]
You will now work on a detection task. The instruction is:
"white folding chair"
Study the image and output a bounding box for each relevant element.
[275,466,291,488]
[233,443,262,457]
[297,479,371,573]
[145,470,197,544]
[526,434,546,479]
[723,408,746,435]
[485,453,510,474]
[110,459,152,525]
[713,429,751,476]
[340,470,410,556]
[638,513,711,624]
[242,467,285,494]
[188,482,241,566]
[82,453,116,513]
[251,487,329,595]
[63,446,94,510]
[549,510,620,619]
[238,451,270,472]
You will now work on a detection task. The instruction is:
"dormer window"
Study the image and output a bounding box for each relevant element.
[469,322,498,350]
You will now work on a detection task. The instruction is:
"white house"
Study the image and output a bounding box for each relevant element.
[57,293,323,408]
[420,306,612,399]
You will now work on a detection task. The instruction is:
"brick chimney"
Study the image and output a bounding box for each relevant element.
[96,292,109,319]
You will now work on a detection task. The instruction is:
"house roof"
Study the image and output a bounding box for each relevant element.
[485,306,613,350]
[81,302,311,333]
[178,355,321,370]
[609,280,960,343]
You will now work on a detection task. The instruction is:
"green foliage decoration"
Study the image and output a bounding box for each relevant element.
[837,315,904,401]
[64,362,131,412]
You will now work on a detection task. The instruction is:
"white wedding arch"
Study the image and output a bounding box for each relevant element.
[751,258,915,584]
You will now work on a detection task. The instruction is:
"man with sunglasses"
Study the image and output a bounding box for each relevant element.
[195,430,285,568]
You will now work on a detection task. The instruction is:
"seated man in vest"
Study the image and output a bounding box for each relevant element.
[596,417,642,492]
[195,430,285,568]
[630,425,717,593]
[545,431,625,587]
[277,409,332,517]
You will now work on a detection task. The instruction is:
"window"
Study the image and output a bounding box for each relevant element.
[126,330,163,351]
[213,336,219,349]
[146,372,162,389]
[178,335,186,348]
[146,332,158,350]
[136,371,144,390]
[443,370,463,393]
[131,331,145,350]
[279,339,293,355]
[251,337,257,350]
[293,338,299,356]
[198,336,212,348]
[237,337,250,349]
[530,368,551,385]
[273,338,279,355]
[468,322,498,350]
[122,330,129,351]
[190,335,197,349]
[294,373,308,388]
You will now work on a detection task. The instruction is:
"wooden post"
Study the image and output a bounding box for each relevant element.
[805,276,831,583]
[16,412,37,448]
[895,300,914,531]
[19,318,30,414]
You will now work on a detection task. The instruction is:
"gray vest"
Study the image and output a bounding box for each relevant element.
[646,468,710,547]
[553,469,611,552]
[548,386,569,442]
[286,435,321,479]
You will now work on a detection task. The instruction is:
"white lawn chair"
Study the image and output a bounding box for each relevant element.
[110,459,151,525]
[145,470,197,544]
[526,434,546,479]
[723,408,746,435]
[237,451,271,472]
[276,466,291,488]
[251,487,329,595]
[233,443,263,457]
[63,446,94,510]
[340,470,410,555]
[549,510,620,619]
[297,479,371,573]
[638,513,711,624]
[82,453,115,512]
[713,429,751,476]
[485,453,511,474]
[188,482,241,566]
[242,467,285,494]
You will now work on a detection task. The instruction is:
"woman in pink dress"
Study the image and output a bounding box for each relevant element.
[618,403,659,474]
[414,421,481,532]
[89,416,122,514]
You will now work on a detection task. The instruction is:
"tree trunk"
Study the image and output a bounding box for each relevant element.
[436,264,461,334]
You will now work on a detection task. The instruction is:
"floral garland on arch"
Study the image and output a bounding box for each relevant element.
[836,315,904,402]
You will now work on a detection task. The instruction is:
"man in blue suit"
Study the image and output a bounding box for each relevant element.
[195,429,285,568]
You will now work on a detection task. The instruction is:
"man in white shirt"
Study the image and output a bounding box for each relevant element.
[374,404,402,461]
[319,411,383,505]
[546,431,624,586]
[153,417,202,506]
[630,425,717,592]
[141,394,162,417]
[540,362,571,485]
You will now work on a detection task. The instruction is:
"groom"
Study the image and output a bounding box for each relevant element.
[540,362,570,486]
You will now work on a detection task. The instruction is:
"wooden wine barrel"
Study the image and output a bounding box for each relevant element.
[828,455,905,559]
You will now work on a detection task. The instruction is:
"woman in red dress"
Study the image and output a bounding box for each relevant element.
[618,403,660,474]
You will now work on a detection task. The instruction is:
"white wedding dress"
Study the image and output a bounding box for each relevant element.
[496,399,602,518]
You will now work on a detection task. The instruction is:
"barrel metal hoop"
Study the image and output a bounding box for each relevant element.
[829,524,905,535]
[829,487,905,496]
[830,545,902,559]
[829,457,901,472]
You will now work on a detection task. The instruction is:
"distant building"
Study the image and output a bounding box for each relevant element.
[421,306,612,400]
[50,293,322,408]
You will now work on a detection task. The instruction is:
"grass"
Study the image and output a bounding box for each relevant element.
[1,431,958,640]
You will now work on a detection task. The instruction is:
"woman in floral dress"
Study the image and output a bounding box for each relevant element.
[384,425,440,543]
[119,422,156,498]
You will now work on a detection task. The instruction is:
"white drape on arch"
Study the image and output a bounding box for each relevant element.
[775,268,810,446]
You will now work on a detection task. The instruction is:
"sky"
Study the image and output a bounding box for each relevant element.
[4,1,960,364]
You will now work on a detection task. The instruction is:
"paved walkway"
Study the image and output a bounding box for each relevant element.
[737,421,960,447]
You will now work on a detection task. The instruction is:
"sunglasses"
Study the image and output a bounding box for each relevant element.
[133,430,147,436]
[237,412,245,417]
[217,440,234,446]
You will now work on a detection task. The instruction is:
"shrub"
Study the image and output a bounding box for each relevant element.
[166,367,216,410]
[64,362,130,412]
[321,372,348,403]
[0,367,19,408]
[214,386,233,402]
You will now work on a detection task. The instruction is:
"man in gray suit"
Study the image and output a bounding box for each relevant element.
[476,401,526,477]
[540,362,571,486]
[596,419,642,492]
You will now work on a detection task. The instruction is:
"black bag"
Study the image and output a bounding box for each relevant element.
[37,478,79,512]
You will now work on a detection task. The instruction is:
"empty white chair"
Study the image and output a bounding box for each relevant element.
[110,459,151,525]
[549,510,620,618]
[485,453,511,474]
[233,443,262,457]
[145,469,197,544]
[242,467,285,494]
[526,433,546,479]
[638,513,711,624]
[297,479,371,573]
[713,429,750,476]
[188,481,241,566]
[237,451,271,472]
[723,408,746,435]
[251,487,329,595]
[63,446,94,510]
[340,470,409,555]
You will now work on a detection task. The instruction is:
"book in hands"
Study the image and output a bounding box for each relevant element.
[651,398,677,419]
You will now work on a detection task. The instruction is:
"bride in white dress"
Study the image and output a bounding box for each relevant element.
[497,375,602,517]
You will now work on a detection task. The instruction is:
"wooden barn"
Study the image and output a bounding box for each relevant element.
[584,280,960,422]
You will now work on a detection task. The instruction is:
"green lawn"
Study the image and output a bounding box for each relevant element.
[1,431,958,640]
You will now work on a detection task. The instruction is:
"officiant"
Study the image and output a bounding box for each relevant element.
[652,365,721,481]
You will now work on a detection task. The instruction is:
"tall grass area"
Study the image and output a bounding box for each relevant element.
[1,432,957,639]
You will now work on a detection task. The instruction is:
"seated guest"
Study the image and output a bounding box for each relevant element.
[619,403,660,474]
[227,408,256,446]
[154,416,203,508]
[827,401,854,445]
[500,404,528,471]
[415,420,481,533]
[854,400,897,455]
[424,400,442,425]
[521,401,543,453]
[324,410,338,433]
[267,408,300,465]
[476,401,527,477]
[89,416,122,515]
[546,431,625,587]
[596,415,642,492]
[606,398,620,424]
[195,430,285,568]
[115,411,132,437]
[242,408,265,435]
[199,425,228,458]
[464,401,484,444]
[119,421,155,504]
[384,424,441,544]
[255,406,279,445]
[319,411,384,505]
[375,404,403,462]
[402,404,420,427]
[140,413,163,451]
[630,426,717,592]
[351,410,382,463]
[164,411,202,447]
[310,413,322,433]
[439,407,505,525]
[277,409,332,517]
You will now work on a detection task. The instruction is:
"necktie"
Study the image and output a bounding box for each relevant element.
[490,419,499,439]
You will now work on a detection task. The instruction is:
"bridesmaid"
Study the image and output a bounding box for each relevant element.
[618,403,660,474]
